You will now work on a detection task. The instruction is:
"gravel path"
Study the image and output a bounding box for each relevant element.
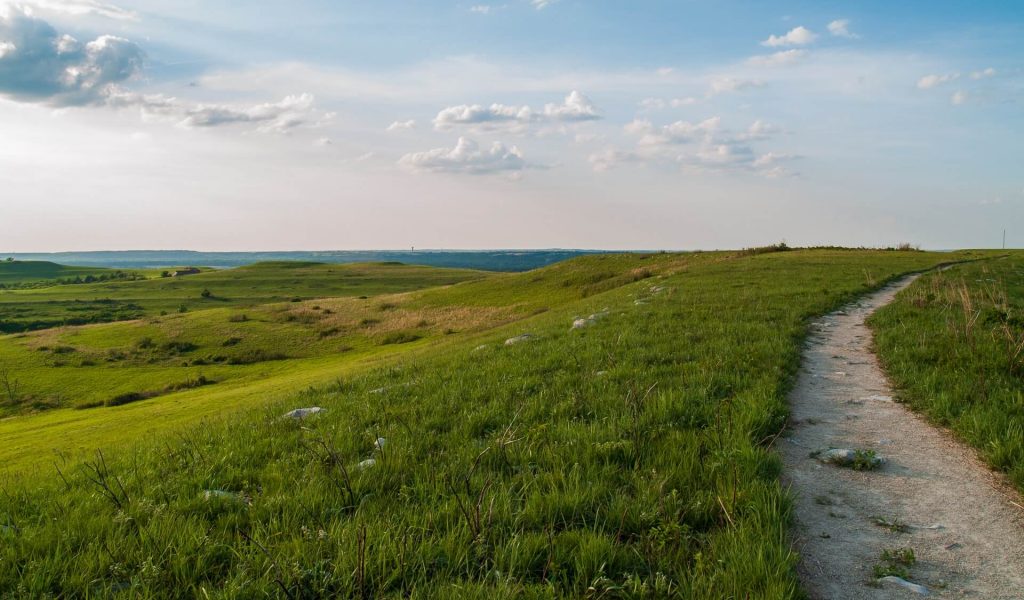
[781,274,1024,599]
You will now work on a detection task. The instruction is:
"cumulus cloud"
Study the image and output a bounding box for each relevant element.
[531,0,556,9]
[827,19,857,38]
[602,116,793,177]
[917,72,959,89]
[762,26,817,47]
[707,77,766,96]
[970,67,996,80]
[0,7,144,105]
[432,90,600,132]
[747,49,807,67]
[399,137,529,175]
[110,90,328,133]
[951,90,967,105]
[588,148,642,172]
[180,93,325,133]
[627,116,721,147]
[386,119,416,132]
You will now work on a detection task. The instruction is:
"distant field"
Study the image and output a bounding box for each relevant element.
[0,261,485,333]
[871,254,1024,491]
[0,260,124,287]
[0,248,991,598]
[3,249,605,272]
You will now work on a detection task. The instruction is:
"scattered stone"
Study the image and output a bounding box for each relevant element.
[595,370,608,377]
[358,458,376,470]
[634,299,648,306]
[283,407,323,420]
[862,394,893,402]
[505,334,535,346]
[572,318,593,329]
[374,437,386,450]
[878,576,930,596]
[945,542,962,551]
[814,448,885,470]
[369,387,387,394]
[472,344,489,353]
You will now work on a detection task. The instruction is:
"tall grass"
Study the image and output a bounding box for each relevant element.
[870,255,1024,490]
[0,250,977,597]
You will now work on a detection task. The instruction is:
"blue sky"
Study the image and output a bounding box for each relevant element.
[0,0,1021,251]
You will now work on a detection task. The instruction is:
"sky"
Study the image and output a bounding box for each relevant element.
[0,0,1021,251]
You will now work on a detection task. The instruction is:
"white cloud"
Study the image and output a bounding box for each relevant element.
[432,90,600,132]
[386,119,416,132]
[607,116,793,176]
[638,96,699,110]
[543,90,600,121]
[827,19,857,38]
[747,49,807,67]
[951,90,967,105]
[627,116,721,147]
[588,148,642,172]
[742,120,783,140]
[531,0,556,9]
[314,137,332,146]
[470,5,492,14]
[970,67,996,80]
[707,77,766,96]
[176,93,324,133]
[917,72,959,89]
[110,91,328,133]
[399,137,528,175]
[0,0,137,20]
[762,26,817,47]
[0,8,145,105]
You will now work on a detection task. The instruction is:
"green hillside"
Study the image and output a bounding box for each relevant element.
[0,260,120,286]
[0,261,486,333]
[0,249,992,598]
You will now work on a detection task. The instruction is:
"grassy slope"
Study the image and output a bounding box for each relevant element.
[0,261,485,333]
[0,256,679,415]
[869,253,1024,491]
[0,249,977,598]
[0,261,119,286]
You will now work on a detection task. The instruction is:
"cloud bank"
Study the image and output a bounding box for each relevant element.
[0,7,144,105]
[399,137,529,174]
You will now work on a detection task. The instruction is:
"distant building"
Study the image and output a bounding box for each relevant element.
[172,267,201,277]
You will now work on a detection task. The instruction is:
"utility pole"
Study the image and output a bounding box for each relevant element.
[1004,229,1007,250]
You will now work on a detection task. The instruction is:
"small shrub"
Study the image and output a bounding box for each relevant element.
[228,314,249,323]
[226,349,288,365]
[136,337,155,350]
[873,547,916,579]
[105,391,152,407]
[380,331,422,345]
[222,337,243,347]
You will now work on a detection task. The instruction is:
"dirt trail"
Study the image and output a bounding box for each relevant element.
[781,274,1024,599]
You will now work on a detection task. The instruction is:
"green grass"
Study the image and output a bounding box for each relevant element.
[870,253,1024,491]
[0,260,124,287]
[0,261,486,333]
[0,249,982,598]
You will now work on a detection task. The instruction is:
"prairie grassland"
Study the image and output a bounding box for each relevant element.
[0,261,486,333]
[870,253,1024,490]
[0,249,982,598]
